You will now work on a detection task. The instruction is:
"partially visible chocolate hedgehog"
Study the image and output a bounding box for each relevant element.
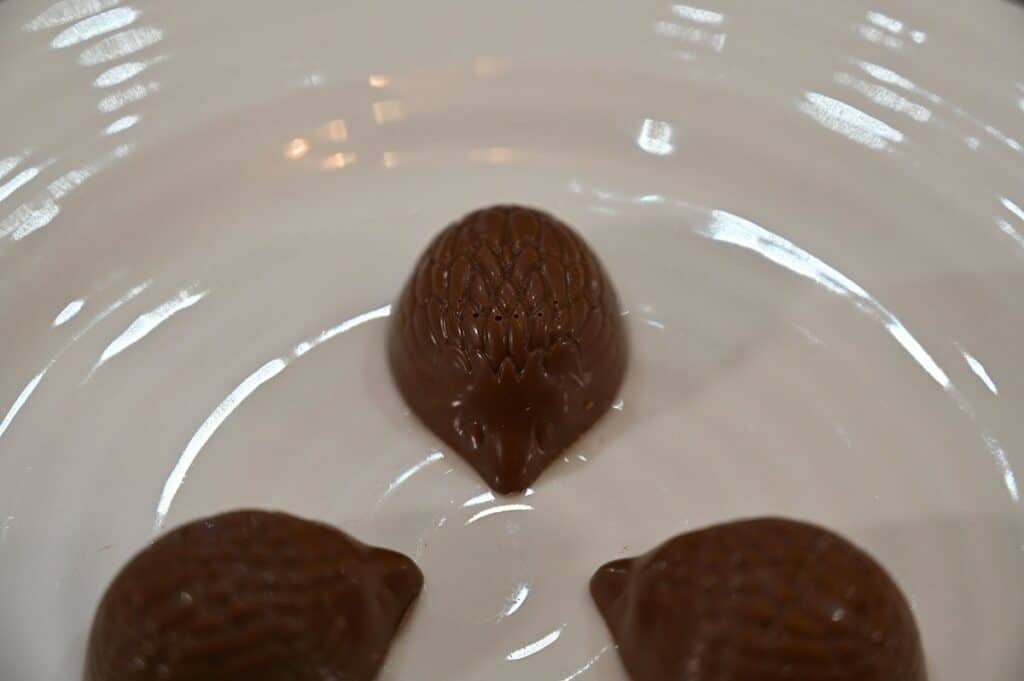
[85,510,423,681]
[591,517,927,681]
[389,206,628,494]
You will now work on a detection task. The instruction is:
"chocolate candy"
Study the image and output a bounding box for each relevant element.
[591,517,926,681]
[85,510,422,681]
[389,206,627,493]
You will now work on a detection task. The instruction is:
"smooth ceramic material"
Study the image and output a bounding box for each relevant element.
[1,1,1022,679]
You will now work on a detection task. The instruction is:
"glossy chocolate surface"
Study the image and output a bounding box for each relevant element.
[85,510,422,681]
[389,206,627,494]
[591,517,926,681]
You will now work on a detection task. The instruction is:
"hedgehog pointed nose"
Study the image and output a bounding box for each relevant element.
[484,424,539,495]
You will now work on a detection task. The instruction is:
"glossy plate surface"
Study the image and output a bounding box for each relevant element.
[1,1,1023,679]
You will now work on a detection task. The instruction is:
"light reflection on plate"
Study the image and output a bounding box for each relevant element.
[1,1,1023,680]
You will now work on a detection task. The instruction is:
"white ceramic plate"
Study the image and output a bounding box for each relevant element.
[2,1,1023,679]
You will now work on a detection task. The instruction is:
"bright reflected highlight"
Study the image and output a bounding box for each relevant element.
[155,358,286,527]
[98,82,158,112]
[701,210,950,389]
[506,627,563,661]
[984,433,1019,502]
[0,371,47,440]
[92,289,207,372]
[156,305,391,526]
[51,7,138,48]
[25,0,119,31]
[53,299,85,326]
[463,491,496,507]
[637,118,675,155]
[78,26,164,66]
[95,61,149,87]
[800,92,903,150]
[500,583,530,618]
[1,199,61,240]
[104,115,140,135]
[671,4,725,24]
[961,350,999,395]
[559,645,613,681]
[466,504,534,525]
[381,451,445,499]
